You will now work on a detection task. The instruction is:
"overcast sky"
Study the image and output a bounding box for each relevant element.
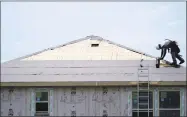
[1,2,186,64]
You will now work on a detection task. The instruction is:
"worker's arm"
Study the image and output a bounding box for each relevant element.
[159,48,167,60]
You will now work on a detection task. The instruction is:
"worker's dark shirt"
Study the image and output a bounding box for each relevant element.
[170,42,180,53]
[162,41,180,53]
[162,40,172,48]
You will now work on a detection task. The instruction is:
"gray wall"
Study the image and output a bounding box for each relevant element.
[1,87,186,116]
[1,88,27,116]
[56,87,129,116]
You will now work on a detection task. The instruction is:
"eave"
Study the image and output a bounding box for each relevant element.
[1,81,186,87]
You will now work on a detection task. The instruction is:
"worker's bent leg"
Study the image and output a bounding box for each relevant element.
[176,53,185,64]
[171,52,177,65]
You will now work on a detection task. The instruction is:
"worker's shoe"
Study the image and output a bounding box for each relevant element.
[179,60,185,64]
[170,62,177,66]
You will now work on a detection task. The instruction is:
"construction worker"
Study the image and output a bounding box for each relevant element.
[156,39,185,66]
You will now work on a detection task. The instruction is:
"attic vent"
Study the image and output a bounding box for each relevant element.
[91,44,99,47]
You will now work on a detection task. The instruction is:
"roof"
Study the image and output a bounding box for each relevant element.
[1,35,186,86]
[1,60,186,86]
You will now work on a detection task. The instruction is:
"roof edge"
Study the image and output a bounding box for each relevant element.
[1,81,186,87]
[3,36,90,63]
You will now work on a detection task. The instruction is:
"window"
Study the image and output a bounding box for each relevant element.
[159,91,180,108]
[132,91,153,109]
[35,91,49,116]
[159,110,180,117]
[91,44,99,47]
[102,110,108,117]
[133,111,153,117]
[71,87,76,95]
[71,111,76,117]
[132,91,153,117]
[159,91,180,117]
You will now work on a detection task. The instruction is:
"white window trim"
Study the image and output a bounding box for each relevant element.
[159,108,180,110]
[35,91,49,115]
[31,88,53,116]
[180,88,185,116]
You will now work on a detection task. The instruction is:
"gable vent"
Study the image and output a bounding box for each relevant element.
[91,44,99,47]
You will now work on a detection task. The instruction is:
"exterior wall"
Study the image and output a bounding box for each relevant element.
[1,87,186,116]
[22,39,155,60]
[1,88,29,116]
[56,87,130,116]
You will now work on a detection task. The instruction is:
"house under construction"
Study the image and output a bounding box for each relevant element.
[1,35,186,117]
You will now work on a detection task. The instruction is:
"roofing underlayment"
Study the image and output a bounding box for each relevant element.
[1,35,186,86]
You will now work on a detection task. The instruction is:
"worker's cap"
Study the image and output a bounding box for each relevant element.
[156,44,162,50]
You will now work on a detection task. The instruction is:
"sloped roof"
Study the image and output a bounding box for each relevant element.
[4,35,156,63]
[1,60,186,86]
[1,35,186,86]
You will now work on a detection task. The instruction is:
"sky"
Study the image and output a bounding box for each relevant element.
[1,2,186,64]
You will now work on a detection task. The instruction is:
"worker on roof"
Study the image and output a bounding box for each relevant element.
[156,39,185,66]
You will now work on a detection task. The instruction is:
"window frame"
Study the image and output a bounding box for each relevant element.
[132,89,154,113]
[132,111,153,117]
[34,88,50,114]
[159,109,180,116]
[132,90,154,117]
[158,90,181,116]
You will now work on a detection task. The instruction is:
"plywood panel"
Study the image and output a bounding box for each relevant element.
[107,87,121,116]
[57,87,127,116]
[75,87,87,116]
[89,87,124,116]
[25,88,32,116]
[0,88,26,116]
[93,87,102,116]
[121,87,129,116]
[57,87,88,116]
[58,88,73,116]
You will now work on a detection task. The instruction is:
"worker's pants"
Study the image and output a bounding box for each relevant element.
[171,52,184,64]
